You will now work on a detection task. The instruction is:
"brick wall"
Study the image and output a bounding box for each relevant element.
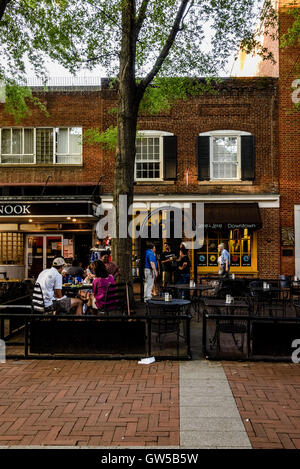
[0,91,103,185]
[278,7,300,275]
[100,78,279,196]
[257,208,281,278]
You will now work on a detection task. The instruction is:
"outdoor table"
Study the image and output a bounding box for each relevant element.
[171,284,214,319]
[62,284,93,298]
[147,298,190,308]
[249,286,288,316]
[147,298,191,344]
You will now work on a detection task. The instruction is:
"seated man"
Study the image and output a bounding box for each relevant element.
[64,259,85,279]
[36,257,83,315]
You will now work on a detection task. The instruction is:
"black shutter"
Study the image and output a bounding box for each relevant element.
[241,135,255,181]
[196,136,210,180]
[163,136,177,180]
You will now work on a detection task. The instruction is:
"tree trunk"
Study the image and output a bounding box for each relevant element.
[112,0,140,283]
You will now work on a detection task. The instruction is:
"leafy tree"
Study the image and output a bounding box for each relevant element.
[0,0,277,280]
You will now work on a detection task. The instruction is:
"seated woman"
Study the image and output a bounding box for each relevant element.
[90,260,116,312]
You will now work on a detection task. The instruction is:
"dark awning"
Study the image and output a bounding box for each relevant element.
[204,203,262,230]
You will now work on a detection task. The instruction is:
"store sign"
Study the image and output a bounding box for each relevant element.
[0,204,31,215]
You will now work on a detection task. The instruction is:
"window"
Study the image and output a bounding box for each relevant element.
[197,130,255,181]
[211,136,239,179]
[135,131,175,181]
[1,128,34,164]
[197,229,254,269]
[0,127,82,165]
[0,232,23,264]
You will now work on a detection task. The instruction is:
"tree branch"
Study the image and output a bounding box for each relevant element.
[137,0,190,95]
[135,0,150,38]
[0,0,11,21]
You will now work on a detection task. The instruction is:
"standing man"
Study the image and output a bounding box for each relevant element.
[161,243,176,286]
[218,243,230,278]
[36,257,83,315]
[144,244,158,302]
[101,252,121,280]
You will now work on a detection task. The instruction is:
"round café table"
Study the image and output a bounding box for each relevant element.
[167,284,214,319]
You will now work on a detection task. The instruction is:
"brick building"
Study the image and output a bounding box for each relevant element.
[232,0,300,278]
[0,77,280,280]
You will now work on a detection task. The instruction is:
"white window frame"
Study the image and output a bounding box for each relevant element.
[199,130,251,181]
[0,127,35,164]
[135,130,173,182]
[0,127,83,165]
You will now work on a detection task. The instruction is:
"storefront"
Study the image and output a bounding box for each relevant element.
[100,193,279,279]
[196,203,262,275]
[0,185,100,280]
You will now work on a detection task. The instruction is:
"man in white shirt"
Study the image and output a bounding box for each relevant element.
[36,257,83,315]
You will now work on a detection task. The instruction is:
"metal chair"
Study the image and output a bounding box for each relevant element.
[208,296,251,354]
[102,282,130,316]
[31,283,52,315]
[145,301,182,352]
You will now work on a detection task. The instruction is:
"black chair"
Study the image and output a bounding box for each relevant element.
[145,301,182,352]
[293,302,300,318]
[215,296,251,353]
[102,282,130,316]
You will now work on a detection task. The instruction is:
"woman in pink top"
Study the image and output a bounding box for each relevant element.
[92,260,115,310]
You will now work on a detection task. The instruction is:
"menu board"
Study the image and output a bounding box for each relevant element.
[63,239,74,258]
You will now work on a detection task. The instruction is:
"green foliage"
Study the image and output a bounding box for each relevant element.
[139,76,220,115]
[4,82,49,123]
[280,4,300,48]
[84,126,118,151]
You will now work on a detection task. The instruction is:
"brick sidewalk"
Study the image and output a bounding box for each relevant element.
[0,360,179,447]
[223,362,300,449]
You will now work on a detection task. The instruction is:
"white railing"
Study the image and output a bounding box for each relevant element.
[25,76,102,87]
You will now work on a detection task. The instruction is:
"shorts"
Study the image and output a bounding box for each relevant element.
[52,297,72,314]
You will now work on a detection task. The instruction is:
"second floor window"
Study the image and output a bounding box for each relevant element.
[135,131,176,181]
[0,127,82,165]
[197,130,255,182]
[135,135,162,180]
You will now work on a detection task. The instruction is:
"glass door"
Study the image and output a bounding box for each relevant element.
[26,234,63,279]
[46,236,63,269]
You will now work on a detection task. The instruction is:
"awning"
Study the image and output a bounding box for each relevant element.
[204,203,262,230]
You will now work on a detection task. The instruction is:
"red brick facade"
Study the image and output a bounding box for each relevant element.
[278,6,300,275]
[0,78,280,277]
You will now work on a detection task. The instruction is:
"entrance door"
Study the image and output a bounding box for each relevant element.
[26,234,63,279]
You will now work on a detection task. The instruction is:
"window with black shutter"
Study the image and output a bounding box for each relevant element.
[163,135,177,180]
[196,136,210,180]
[197,131,255,182]
[241,135,255,181]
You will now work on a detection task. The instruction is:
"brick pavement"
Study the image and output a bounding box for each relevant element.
[223,362,300,449]
[0,360,179,447]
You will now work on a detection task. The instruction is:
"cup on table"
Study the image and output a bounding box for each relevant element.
[226,294,231,304]
[263,282,268,289]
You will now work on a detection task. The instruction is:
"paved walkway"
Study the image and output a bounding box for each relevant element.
[0,359,300,448]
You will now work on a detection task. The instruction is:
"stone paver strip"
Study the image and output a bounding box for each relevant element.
[179,360,252,448]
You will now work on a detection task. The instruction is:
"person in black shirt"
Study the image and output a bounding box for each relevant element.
[176,247,191,299]
[160,243,176,286]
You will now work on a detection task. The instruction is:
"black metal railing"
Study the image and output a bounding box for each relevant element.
[0,309,192,360]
